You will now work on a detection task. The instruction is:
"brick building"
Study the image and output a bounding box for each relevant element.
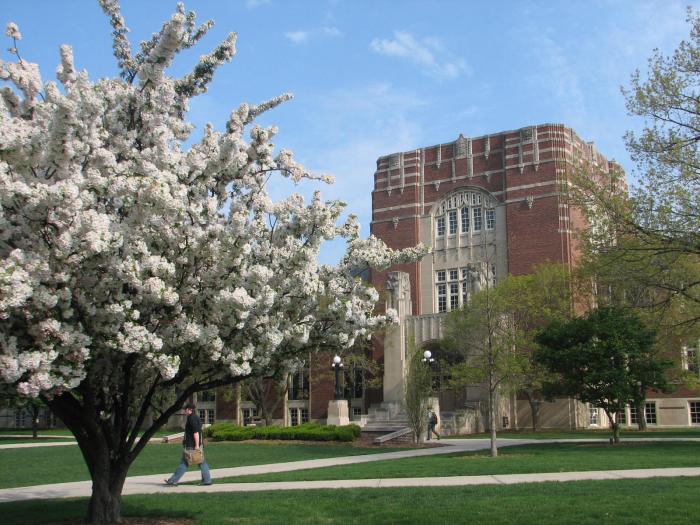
[365,123,699,433]
[183,123,699,433]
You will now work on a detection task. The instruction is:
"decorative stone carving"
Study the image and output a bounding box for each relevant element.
[454,134,467,158]
[526,195,534,209]
[484,135,490,160]
[434,180,441,192]
[389,154,401,169]
[392,216,399,230]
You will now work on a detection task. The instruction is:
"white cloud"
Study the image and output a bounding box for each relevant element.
[370,31,468,80]
[285,26,342,45]
[285,31,310,44]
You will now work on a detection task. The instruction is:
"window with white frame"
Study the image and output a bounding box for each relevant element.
[437,267,494,313]
[242,407,258,425]
[645,402,657,425]
[617,409,627,425]
[207,409,215,425]
[450,282,459,310]
[461,207,469,232]
[448,210,458,235]
[433,190,495,240]
[437,284,447,313]
[472,208,482,231]
[588,405,599,426]
[689,401,700,424]
[289,407,309,426]
[486,208,495,230]
[629,405,639,425]
[436,216,445,237]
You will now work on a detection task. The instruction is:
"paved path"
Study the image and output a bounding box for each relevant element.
[2,437,700,502]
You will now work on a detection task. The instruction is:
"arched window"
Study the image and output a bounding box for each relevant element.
[434,190,496,239]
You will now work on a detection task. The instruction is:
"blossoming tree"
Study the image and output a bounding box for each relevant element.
[0,2,427,522]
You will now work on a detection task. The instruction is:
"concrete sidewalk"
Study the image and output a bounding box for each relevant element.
[2,438,700,502]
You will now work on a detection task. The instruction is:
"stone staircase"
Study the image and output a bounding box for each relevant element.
[360,403,410,433]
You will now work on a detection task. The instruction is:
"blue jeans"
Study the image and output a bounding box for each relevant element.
[167,451,211,484]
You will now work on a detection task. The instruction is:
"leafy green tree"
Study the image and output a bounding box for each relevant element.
[496,263,572,430]
[535,307,672,443]
[403,340,432,443]
[443,272,524,457]
[573,9,700,327]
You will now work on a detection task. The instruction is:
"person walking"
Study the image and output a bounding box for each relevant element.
[165,403,212,486]
[426,408,440,441]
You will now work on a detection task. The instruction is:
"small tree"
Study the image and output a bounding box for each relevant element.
[535,306,672,443]
[443,268,525,457]
[403,341,432,443]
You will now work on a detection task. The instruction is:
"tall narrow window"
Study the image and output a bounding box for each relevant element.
[461,207,469,233]
[473,208,482,231]
[448,210,458,235]
[486,208,495,230]
[437,284,447,313]
[436,217,445,237]
[645,403,657,424]
[450,282,459,310]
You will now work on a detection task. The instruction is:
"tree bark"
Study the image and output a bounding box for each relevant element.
[489,385,498,458]
[636,399,647,431]
[525,390,541,432]
[87,472,127,524]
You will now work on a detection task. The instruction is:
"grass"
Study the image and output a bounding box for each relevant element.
[3,477,700,524]
[0,441,399,489]
[448,427,700,439]
[213,441,700,483]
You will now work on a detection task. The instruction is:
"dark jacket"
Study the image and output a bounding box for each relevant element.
[184,412,203,449]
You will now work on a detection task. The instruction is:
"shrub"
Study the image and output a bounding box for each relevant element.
[204,422,361,442]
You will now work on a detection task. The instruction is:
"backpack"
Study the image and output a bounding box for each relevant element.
[430,413,438,425]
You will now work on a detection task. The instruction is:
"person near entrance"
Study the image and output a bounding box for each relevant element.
[165,403,212,486]
[427,408,440,441]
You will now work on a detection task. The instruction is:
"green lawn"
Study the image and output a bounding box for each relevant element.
[448,428,700,439]
[213,441,700,484]
[3,477,700,525]
[0,441,398,489]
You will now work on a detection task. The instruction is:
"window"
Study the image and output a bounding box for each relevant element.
[472,193,482,205]
[617,409,627,425]
[588,405,599,426]
[461,207,469,232]
[289,407,309,426]
[207,409,215,425]
[449,269,459,281]
[472,208,482,231]
[353,407,362,417]
[491,264,497,286]
[198,409,206,423]
[629,405,639,425]
[486,208,495,230]
[448,210,458,235]
[15,409,26,428]
[289,370,310,400]
[450,282,459,310]
[242,407,258,425]
[645,402,657,425]
[437,284,447,313]
[684,346,698,372]
[436,217,445,237]
[461,280,469,304]
[690,402,700,424]
[437,270,446,282]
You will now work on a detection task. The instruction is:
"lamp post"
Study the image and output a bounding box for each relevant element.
[422,350,435,364]
[332,355,344,400]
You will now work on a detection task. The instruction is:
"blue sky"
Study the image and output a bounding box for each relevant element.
[3,0,697,263]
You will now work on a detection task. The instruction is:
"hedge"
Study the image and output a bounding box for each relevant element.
[204,422,362,442]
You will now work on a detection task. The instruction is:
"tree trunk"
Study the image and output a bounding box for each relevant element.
[489,387,498,458]
[525,391,541,432]
[612,422,620,444]
[636,399,647,431]
[31,405,40,439]
[87,474,126,524]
